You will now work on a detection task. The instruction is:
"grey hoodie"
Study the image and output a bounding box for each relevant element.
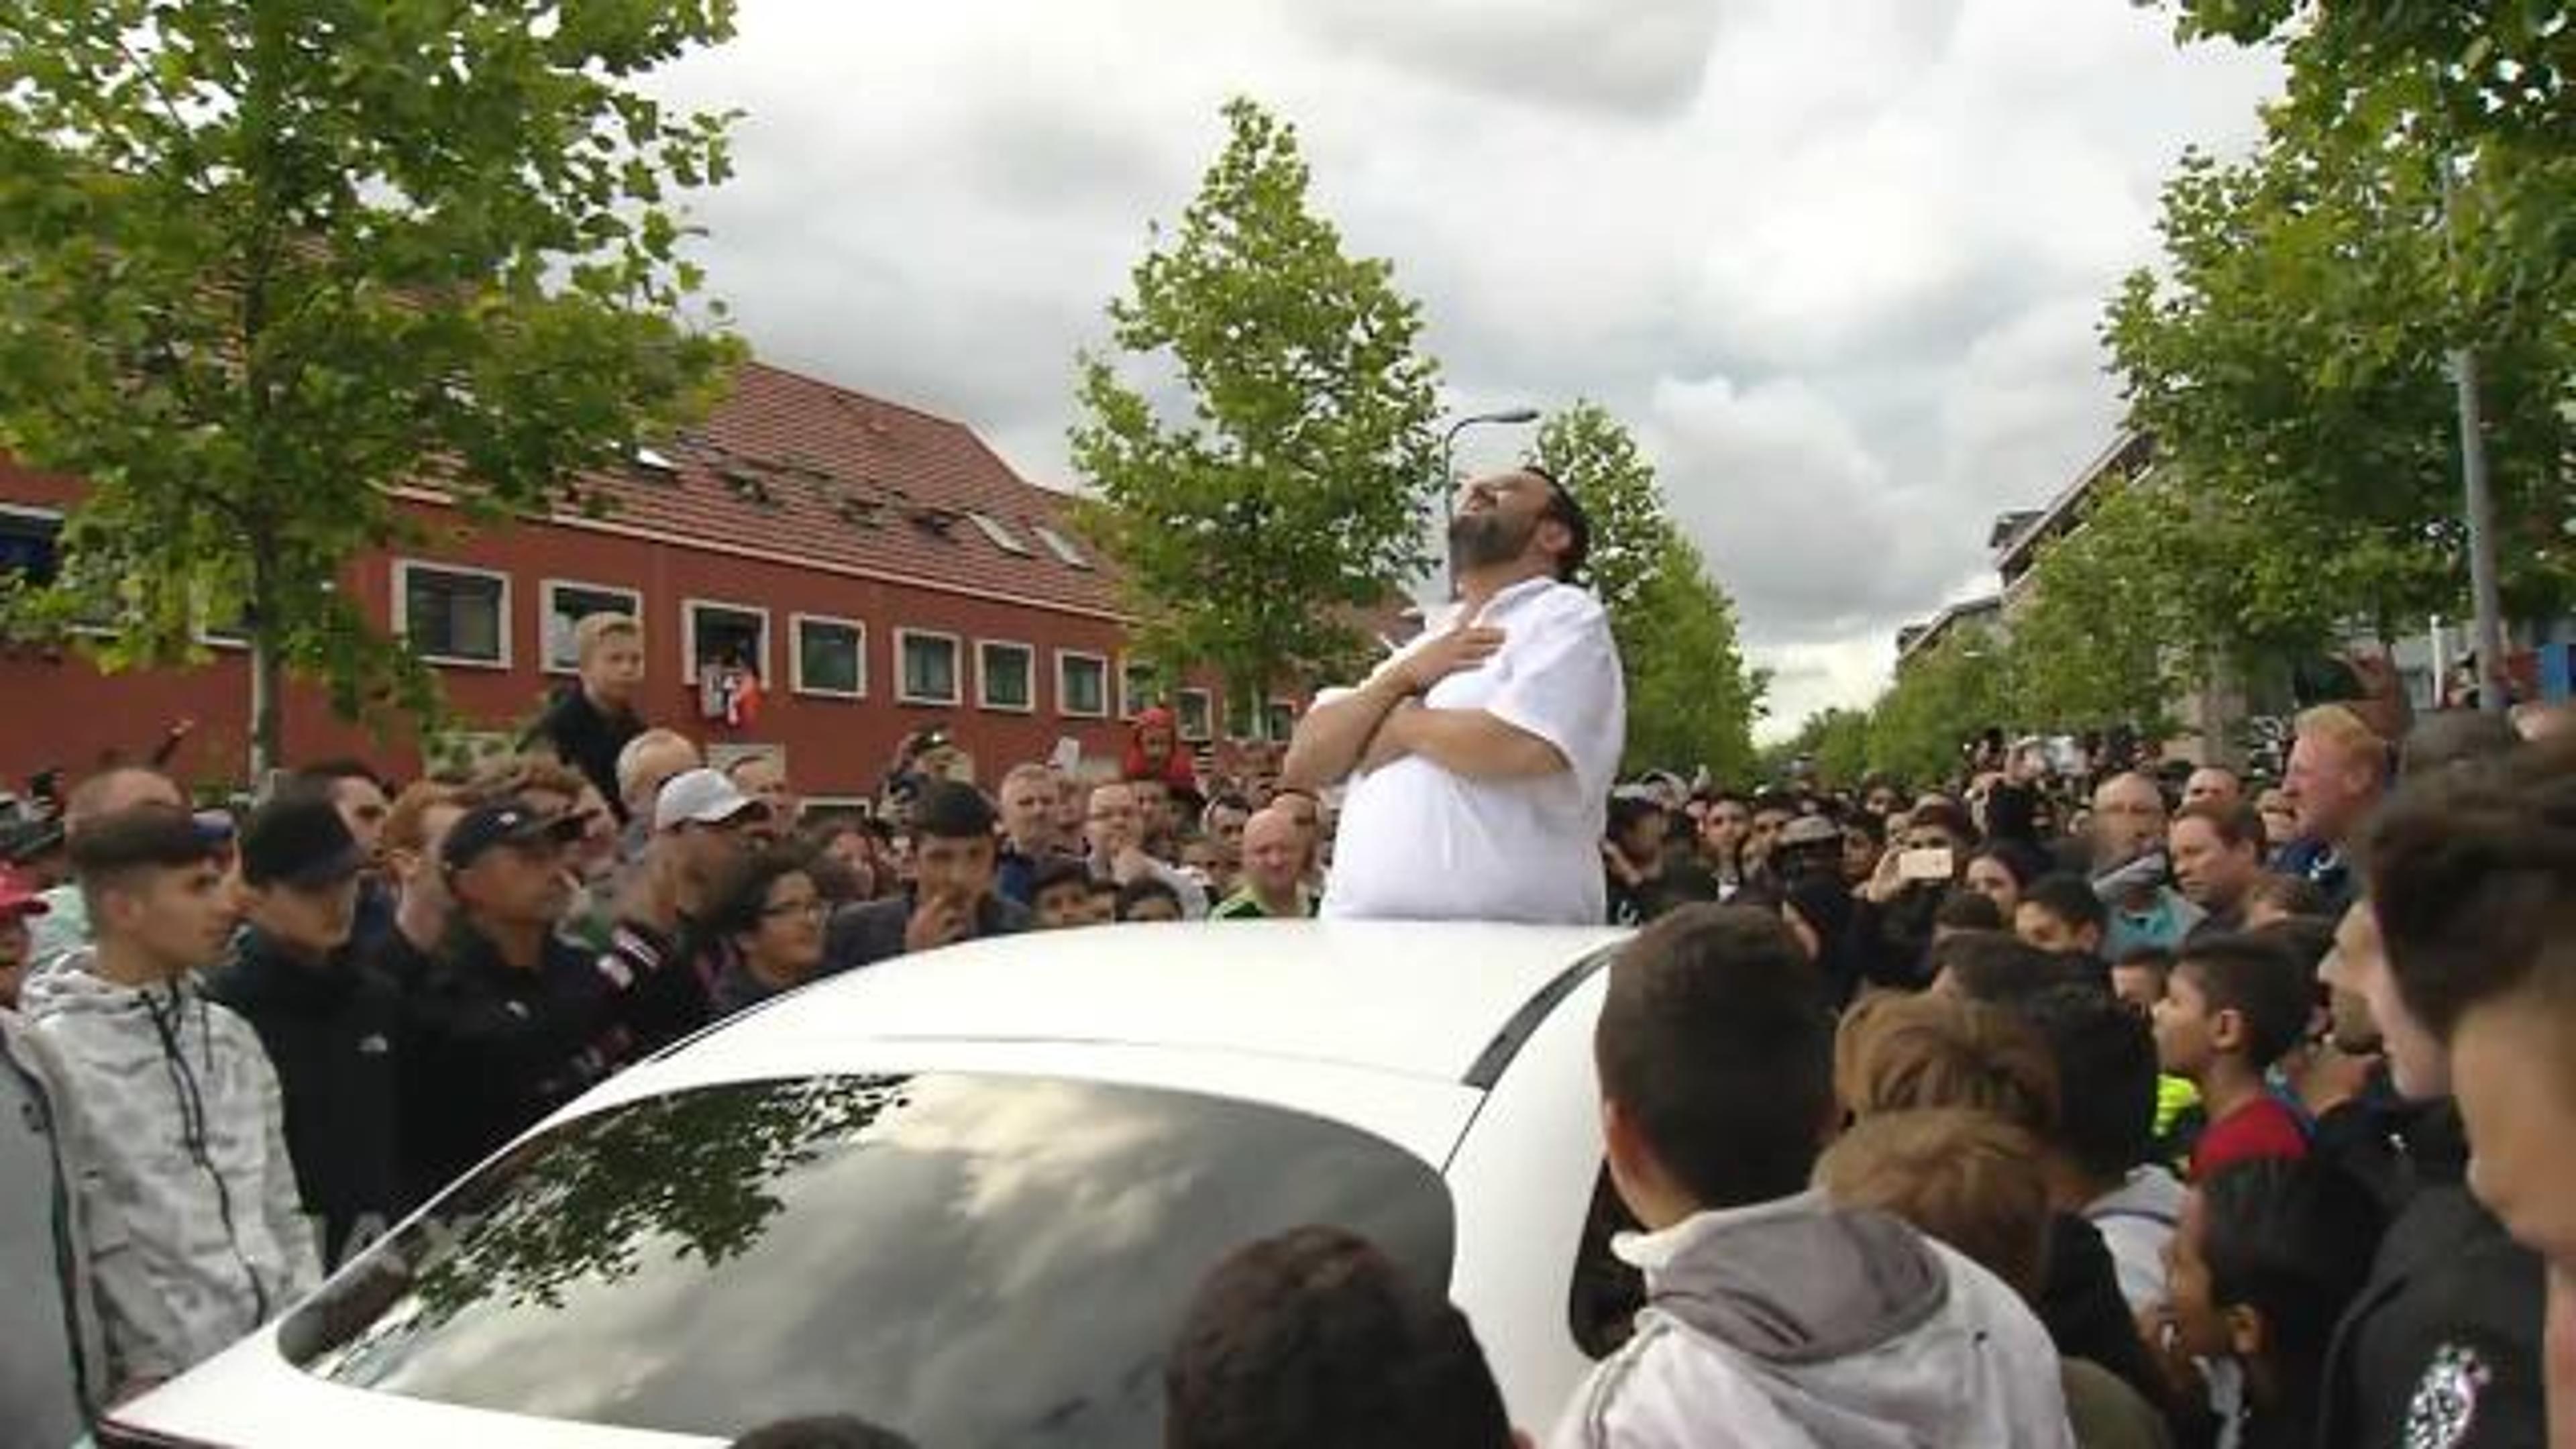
[1552,1191,2073,1449]
[23,956,320,1387]
[1,1010,109,1448]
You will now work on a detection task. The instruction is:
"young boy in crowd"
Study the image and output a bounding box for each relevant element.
[1818,1108,2171,1449]
[2151,933,2312,1180]
[1165,1225,1531,1449]
[2153,1159,2381,1449]
[1026,857,1095,930]
[2014,873,2110,961]
[1555,905,2070,1448]
[2013,983,2186,1318]
[26,805,321,1389]
[2104,945,2205,1171]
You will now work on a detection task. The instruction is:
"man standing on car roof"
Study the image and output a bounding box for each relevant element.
[1284,467,1625,926]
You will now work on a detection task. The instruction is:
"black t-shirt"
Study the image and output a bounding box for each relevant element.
[523,687,642,822]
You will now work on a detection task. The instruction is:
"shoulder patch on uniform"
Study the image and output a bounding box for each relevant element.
[2404,1342,2491,1449]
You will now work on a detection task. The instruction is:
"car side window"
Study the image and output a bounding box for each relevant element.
[1569,1161,1645,1359]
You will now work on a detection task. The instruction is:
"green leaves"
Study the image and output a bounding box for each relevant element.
[1532,400,1764,780]
[0,0,745,769]
[1071,97,1442,702]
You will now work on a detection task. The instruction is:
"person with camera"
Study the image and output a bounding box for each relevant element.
[1853,800,1977,991]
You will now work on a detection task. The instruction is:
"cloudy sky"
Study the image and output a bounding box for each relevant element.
[650,1,2280,739]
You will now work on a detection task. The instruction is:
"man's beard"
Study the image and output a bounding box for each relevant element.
[1448,511,1536,572]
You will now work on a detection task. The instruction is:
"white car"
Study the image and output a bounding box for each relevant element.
[105,919,1640,1448]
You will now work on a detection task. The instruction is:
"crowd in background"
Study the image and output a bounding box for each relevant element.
[3,590,2573,1449]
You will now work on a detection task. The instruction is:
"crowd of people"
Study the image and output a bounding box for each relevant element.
[2,466,2572,1449]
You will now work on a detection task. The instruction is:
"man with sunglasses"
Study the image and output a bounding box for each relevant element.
[1285,466,1625,925]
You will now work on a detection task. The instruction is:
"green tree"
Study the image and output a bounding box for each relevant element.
[2108,1,2576,690]
[0,0,744,775]
[1071,98,1442,704]
[2000,481,2192,733]
[1867,626,2006,786]
[1532,400,1764,778]
[1768,706,1872,788]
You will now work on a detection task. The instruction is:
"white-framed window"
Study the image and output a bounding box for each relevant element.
[1226,690,1260,742]
[896,628,962,706]
[1176,687,1214,743]
[1057,650,1110,718]
[394,559,512,669]
[978,639,1036,713]
[966,512,1032,556]
[1265,698,1297,743]
[682,598,769,686]
[1032,523,1089,569]
[792,613,866,699]
[541,579,643,675]
[0,504,64,587]
[1120,658,1159,720]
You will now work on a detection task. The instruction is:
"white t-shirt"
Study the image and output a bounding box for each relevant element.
[1322,576,1625,925]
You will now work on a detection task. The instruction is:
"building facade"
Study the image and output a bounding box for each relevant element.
[0,361,1277,804]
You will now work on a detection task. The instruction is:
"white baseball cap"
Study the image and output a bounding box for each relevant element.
[653,768,768,833]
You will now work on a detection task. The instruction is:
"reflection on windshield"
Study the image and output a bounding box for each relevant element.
[286,1074,1454,1445]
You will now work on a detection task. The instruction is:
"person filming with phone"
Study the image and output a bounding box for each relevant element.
[1854,798,1978,991]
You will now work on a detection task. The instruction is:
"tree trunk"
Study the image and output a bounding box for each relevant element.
[249,629,283,786]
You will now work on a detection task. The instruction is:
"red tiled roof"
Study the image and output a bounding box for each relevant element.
[539,359,1124,619]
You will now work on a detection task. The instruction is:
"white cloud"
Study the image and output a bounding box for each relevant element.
[648,0,2281,748]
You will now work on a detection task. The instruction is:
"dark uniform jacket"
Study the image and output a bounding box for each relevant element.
[2316,1102,2545,1449]
[201,929,405,1267]
[521,686,642,823]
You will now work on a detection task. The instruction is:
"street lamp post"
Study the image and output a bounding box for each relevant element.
[1438,406,1542,596]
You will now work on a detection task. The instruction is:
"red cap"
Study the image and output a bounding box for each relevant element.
[0,867,50,920]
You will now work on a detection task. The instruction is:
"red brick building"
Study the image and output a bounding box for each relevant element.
[0,360,1291,804]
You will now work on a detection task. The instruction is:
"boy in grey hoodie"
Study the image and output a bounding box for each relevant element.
[25,805,319,1394]
[1552,906,2073,1449]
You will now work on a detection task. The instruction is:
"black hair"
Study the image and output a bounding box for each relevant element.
[2112,944,2175,976]
[1116,877,1183,920]
[1605,795,1666,841]
[1519,464,1592,585]
[729,1416,916,1449]
[2196,1159,2385,1438]
[910,780,998,842]
[2012,983,2158,1182]
[1933,890,2006,934]
[2361,739,2576,1036]
[1935,930,2082,1005]
[1595,905,1832,1209]
[68,804,224,913]
[1969,839,2051,890]
[1164,1225,1515,1449]
[2019,873,2110,936]
[700,847,819,943]
[2175,932,2314,1068]
[1907,799,1980,848]
[2245,915,2336,982]
[291,757,388,793]
[1029,855,1093,900]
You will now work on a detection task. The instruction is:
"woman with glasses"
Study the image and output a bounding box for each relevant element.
[704,848,830,1019]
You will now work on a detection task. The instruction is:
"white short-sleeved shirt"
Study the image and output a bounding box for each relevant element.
[1322,576,1625,925]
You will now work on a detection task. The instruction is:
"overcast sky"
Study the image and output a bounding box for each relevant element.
[650,1,2280,739]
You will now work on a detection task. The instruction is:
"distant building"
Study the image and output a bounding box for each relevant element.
[0,360,1302,803]
[1893,595,2002,669]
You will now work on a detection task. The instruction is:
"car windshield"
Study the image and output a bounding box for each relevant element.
[282,1073,1454,1444]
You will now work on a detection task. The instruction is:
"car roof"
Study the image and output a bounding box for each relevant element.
[669,918,1625,1086]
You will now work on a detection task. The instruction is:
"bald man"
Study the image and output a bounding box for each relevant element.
[28,766,189,974]
[1211,809,1319,920]
[2088,771,2203,958]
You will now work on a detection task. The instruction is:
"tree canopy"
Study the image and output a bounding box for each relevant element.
[0,0,745,773]
[1532,400,1764,780]
[1071,97,1443,705]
